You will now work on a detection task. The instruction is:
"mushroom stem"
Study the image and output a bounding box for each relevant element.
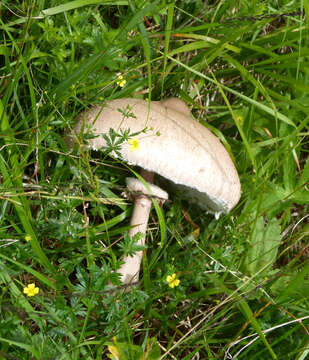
[118,191,153,284]
[118,170,168,284]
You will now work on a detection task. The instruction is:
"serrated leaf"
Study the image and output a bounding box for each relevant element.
[118,232,146,257]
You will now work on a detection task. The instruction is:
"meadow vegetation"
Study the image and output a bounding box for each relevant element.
[0,0,308,359]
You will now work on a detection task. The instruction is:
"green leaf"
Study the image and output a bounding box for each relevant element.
[0,153,54,273]
[118,232,146,257]
[6,0,129,26]
[238,299,277,360]
[246,217,281,277]
[297,155,309,189]
[166,55,296,127]
[278,260,309,304]
[40,0,129,17]
[105,337,161,360]
[141,337,161,360]
[51,0,159,99]
[259,182,290,218]
[0,337,40,360]
[161,1,175,95]
[106,340,143,359]
[0,254,56,290]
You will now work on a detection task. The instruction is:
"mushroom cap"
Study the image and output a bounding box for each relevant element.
[70,98,241,215]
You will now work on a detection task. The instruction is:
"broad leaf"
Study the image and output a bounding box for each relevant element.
[246,217,281,277]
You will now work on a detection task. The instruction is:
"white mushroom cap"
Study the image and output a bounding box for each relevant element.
[70,98,241,215]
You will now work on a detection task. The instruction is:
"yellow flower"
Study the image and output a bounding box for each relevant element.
[116,75,126,88]
[166,273,180,288]
[128,138,140,152]
[23,283,39,297]
[25,235,31,242]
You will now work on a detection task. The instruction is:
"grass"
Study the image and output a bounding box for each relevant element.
[0,0,308,359]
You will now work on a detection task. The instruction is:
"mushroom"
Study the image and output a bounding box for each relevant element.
[68,98,241,284]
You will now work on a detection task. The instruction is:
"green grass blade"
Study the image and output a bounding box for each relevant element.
[0,337,40,359]
[166,54,296,127]
[0,253,56,290]
[41,0,129,17]
[6,0,129,26]
[161,2,175,95]
[0,270,41,324]
[278,260,309,304]
[0,99,54,273]
[238,300,277,359]
[172,33,241,53]
[52,0,159,100]
[0,155,53,272]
